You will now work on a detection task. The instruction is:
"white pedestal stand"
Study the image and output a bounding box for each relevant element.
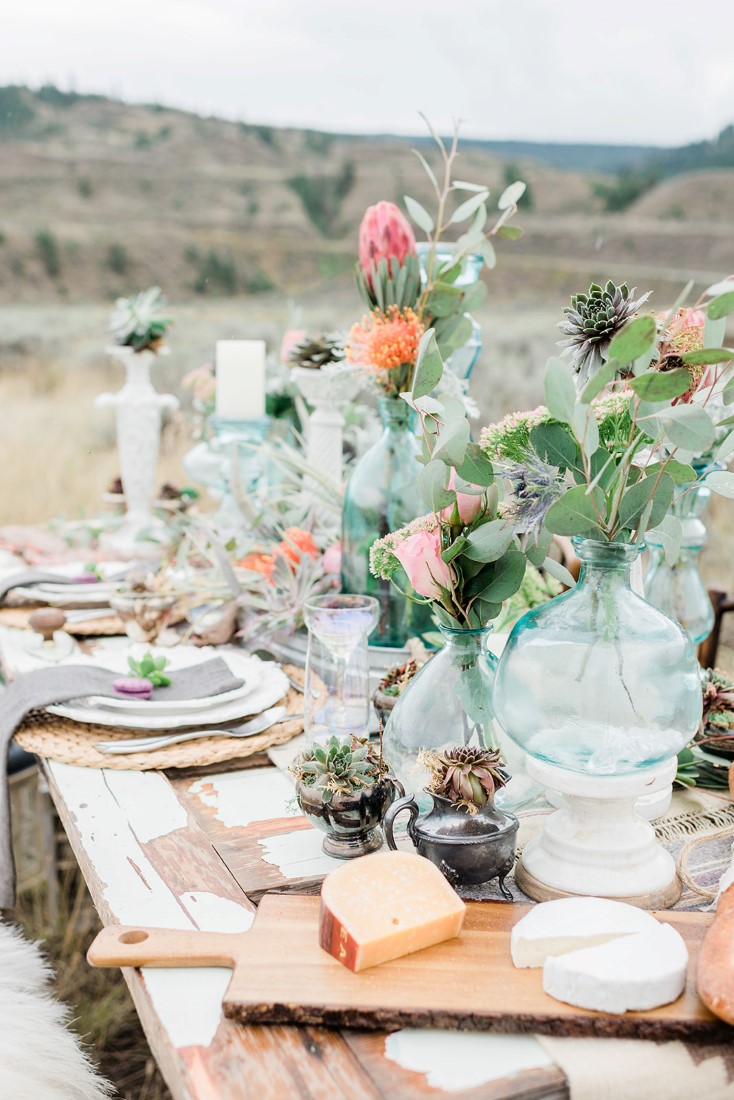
[290,367,364,495]
[97,347,178,557]
[515,756,680,909]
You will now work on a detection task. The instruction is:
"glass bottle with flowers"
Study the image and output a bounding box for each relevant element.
[488,279,734,901]
[641,297,734,643]
[369,330,549,809]
[491,283,734,777]
[341,118,526,646]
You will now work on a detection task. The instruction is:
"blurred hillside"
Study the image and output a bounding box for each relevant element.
[0,85,732,309]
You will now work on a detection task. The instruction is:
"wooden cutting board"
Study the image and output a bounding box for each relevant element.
[87,894,729,1041]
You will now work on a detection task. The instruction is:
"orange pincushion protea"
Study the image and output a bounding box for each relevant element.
[237,552,275,579]
[347,306,424,373]
[276,527,320,566]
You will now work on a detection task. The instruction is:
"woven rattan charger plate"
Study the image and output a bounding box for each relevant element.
[14,671,305,771]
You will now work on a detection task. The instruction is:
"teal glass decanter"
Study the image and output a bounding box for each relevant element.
[645,468,718,644]
[341,396,434,647]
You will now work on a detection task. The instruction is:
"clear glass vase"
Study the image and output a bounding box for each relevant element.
[341,396,434,647]
[494,538,702,778]
[416,243,483,379]
[645,469,717,644]
[383,625,537,812]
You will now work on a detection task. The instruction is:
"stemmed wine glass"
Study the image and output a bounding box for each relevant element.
[302,594,379,745]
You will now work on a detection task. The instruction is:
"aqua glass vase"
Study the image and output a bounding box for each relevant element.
[341,396,434,647]
[416,243,483,379]
[494,538,702,778]
[645,468,718,645]
[383,625,537,812]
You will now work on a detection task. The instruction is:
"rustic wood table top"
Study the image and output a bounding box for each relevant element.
[0,625,571,1100]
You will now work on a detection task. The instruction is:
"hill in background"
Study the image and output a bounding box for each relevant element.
[0,84,732,308]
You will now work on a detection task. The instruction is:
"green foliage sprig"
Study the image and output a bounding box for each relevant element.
[127,652,172,687]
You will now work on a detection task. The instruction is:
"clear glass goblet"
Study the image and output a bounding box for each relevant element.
[303,594,379,745]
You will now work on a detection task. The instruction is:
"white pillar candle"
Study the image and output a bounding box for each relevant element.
[215,339,266,420]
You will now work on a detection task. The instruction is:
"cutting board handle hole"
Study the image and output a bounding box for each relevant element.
[119,930,149,945]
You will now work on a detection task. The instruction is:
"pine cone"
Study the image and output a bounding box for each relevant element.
[557,280,651,386]
[288,332,345,370]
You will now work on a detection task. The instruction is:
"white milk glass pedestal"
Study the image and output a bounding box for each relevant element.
[515,756,680,908]
[97,347,178,557]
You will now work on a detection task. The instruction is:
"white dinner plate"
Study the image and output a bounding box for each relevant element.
[46,649,288,730]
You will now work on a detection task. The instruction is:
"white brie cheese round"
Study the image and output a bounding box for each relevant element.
[511,897,659,968]
[542,923,688,1014]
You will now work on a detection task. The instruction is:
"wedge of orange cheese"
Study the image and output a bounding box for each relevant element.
[319,851,466,972]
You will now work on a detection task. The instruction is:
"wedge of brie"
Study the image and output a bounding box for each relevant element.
[511,897,659,968]
[542,923,688,1014]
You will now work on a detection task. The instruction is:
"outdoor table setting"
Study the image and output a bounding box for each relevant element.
[3,121,734,1100]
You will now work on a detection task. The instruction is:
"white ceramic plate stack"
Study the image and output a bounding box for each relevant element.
[12,561,133,611]
[46,649,290,731]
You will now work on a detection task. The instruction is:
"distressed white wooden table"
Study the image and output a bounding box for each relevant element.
[2,627,568,1099]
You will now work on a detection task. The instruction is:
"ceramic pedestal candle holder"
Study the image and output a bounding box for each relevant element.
[97,347,178,556]
[208,415,270,529]
[290,366,364,499]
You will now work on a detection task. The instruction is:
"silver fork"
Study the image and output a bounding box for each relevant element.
[94,706,303,755]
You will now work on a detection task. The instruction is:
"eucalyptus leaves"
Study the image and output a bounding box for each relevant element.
[370,330,533,628]
[502,279,734,561]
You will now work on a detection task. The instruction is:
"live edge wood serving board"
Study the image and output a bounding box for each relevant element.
[88,894,729,1042]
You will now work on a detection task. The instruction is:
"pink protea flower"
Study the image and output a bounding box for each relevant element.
[358,201,416,285]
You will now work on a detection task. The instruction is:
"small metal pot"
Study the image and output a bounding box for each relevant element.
[384,791,518,898]
[296,776,404,859]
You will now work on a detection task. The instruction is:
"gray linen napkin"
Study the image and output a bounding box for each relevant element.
[0,570,102,605]
[0,657,244,908]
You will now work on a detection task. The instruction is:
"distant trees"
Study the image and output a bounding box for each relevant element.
[287,159,356,237]
[35,229,61,278]
[592,168,660,212]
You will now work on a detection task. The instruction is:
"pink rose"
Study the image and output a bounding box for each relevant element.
[442,470,485,526]
[358,201,416,286]
[322,542,342,575]
[393,530,453,600]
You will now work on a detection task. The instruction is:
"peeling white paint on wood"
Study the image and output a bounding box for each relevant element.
[46,761,249,1051]
[104,769,189,842]
[180,892,253,933]
[189,767,295,829]
[384,1029,555,1091]
[258,828,340,879]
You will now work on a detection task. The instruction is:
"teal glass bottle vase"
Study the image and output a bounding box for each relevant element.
[341,396,434,648]
[416,243,483,379]
[645,465,720,645]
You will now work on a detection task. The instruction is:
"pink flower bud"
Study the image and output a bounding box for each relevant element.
[392,530,453,600]
[441,470,485,526]
[358,201,417,286]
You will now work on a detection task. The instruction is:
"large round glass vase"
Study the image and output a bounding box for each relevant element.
[645,469,718,644]
[341,396,434,647]
[416,243,483,380]
[494,538,702,778]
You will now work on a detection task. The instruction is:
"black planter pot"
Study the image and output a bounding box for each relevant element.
[296,777,403,859]
[384,790,518,898]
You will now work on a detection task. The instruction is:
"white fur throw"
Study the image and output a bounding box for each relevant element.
[0,922,111,1100]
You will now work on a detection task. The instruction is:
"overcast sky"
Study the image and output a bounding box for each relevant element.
[4,0,734,146]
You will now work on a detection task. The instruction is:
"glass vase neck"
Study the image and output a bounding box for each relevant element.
[438,624,493,654]
[378,395,416,430]
[571,537,642,574]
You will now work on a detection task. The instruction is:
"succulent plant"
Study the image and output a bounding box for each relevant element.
[420,745,507,813]
[287,332,345,370]
[378,659,421,699]
[701,668,734,732]
[127,651,172,687]
[109,286,172,352]
[290,735,387,804]
[557,280,651,386]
